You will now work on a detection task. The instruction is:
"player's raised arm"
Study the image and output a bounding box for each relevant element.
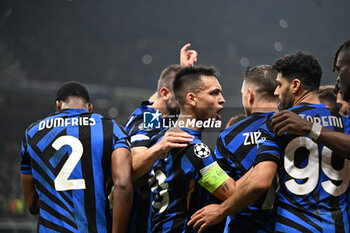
[112,147,133,233]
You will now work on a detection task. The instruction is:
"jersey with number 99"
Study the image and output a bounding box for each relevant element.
[255,103,350,233]
[20,108,130,233]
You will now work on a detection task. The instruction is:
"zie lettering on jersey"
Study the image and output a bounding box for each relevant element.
[243,131,262,146]
[38,117,96,130]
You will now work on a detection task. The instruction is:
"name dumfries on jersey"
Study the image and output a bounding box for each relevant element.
[38,116,96,130]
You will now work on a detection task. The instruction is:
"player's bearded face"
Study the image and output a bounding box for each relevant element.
[278,84,294,110]
[166,93,179,116]
[275,74,294,110]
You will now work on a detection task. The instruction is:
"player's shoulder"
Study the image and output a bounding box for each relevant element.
[289,103,327,114]
[148,127,167,144]
[25,111,61,133]
[220,112,273,138]
[186,138,213,158]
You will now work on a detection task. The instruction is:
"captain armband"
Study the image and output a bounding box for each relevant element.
[198,161,229,193]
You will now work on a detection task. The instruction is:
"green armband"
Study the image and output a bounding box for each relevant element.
[198,163,229,193]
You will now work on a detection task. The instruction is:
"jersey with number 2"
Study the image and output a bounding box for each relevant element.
[20,108,130,233]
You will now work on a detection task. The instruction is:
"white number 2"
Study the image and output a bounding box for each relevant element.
[285,136,350,197]
[52,136,86,191]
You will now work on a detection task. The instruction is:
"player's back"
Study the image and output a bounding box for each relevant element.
[258,103,350,232]
[216,112,276,233]
[21,108,129,233]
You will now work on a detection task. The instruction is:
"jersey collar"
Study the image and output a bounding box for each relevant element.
[180,127,201,139]
[59,108,90,114]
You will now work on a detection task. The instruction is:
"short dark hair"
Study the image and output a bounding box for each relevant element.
[55,81,90,103]
[273,51,322,91]
[318,85,339,113]
[318,85,336,103]
[157,65,183,97]
[332,38,350,72]
[244,65,278,100]
[173,66,217,106]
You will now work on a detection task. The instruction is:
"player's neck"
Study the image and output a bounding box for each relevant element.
[293,90,320,107]
[251,100,279,113]
[59,103,89,111]
[151,98,168,118]
[176,109,202,132]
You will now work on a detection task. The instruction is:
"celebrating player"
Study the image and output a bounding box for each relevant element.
[215,65,278,232]
[20,82,132,233]
[188,52,350,233]
[148,66,243,233]
[124,43,197,233]
[263,39,350,159]
[124,64,194,233]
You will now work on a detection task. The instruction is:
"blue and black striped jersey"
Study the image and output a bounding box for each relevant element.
[216,112,275,233]
[256,103,350,233]
[124,101,163,233]
[125,101,163,148]
[149,128,229,233]
[20,108,130,233]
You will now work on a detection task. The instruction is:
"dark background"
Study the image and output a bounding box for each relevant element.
[0,0,349,231]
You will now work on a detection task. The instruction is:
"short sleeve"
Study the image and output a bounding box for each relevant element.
[127,118,161,148]
[131,125,161,148]
[20,131,32,174]
[186,142,229,193]
[113,123,131,151]
[254,118,281,166]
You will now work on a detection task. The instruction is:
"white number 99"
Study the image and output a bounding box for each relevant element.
[284,136,350,196]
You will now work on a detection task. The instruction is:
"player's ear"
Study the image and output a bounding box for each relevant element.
[56,100,62,111]
[248,88,254,105]
[160,87,170,101]
[186,92,197,107]
[87,103,93,112]
[291,78,301,94]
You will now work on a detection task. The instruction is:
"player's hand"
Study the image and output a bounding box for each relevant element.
[225,115,244,129]
[271,110,312,136]
[187,204,225,233]
[180,43,198,67]
[155,131,194,154]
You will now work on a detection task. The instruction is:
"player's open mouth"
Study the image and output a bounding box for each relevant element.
[216,108,223,120]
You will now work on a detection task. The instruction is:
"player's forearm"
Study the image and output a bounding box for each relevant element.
[21,174,40,215]
[112,181,133,233]
[317,127,350,159]
[24,191,40,215]
[220,162,275,217]
[132,145,163,180]
[29,196,40,215]
[220,175,268,217]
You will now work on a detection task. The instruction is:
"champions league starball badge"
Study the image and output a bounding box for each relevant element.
[193,143,211,158]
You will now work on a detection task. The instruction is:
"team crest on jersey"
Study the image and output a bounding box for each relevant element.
[194,143,211,158]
